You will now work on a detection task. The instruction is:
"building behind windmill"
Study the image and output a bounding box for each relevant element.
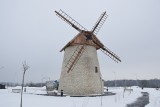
[55,10,121,96]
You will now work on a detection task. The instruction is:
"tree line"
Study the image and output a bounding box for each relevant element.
[104,79,160,88]
[1,79,160,88]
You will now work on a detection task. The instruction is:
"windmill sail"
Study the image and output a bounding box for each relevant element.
[65,45,85,73]
[91,11,108,35]
[100,46,121,63]
[91,36,121,63]
[55,10,87,32]
[55,9,121,73]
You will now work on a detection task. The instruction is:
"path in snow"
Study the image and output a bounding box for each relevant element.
[126,92,149,107]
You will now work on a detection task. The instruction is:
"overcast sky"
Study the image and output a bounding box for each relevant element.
[0,0,160,83]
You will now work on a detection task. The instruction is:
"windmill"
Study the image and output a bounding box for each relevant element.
[55,9,121,96]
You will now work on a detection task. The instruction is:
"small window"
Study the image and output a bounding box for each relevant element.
[95,66,98,73]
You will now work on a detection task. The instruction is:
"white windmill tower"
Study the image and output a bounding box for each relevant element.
[55,10,121,96]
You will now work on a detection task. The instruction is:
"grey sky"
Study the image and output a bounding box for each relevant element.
[0,0,160,83]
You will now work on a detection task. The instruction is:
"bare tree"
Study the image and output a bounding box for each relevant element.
[20,61,30,107]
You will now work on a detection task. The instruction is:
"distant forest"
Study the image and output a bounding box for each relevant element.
[1,79,160,88]
[104,79,160,88]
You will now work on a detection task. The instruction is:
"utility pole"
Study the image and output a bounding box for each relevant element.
[135,74,138,87]
[20,61,30,107]
[113,71,116,87]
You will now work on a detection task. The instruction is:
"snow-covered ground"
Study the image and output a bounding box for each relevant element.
[0,86,160,107]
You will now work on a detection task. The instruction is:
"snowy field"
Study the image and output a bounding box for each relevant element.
[0,86,160,107]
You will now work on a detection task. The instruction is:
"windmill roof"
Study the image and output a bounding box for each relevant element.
[60,32,104,52]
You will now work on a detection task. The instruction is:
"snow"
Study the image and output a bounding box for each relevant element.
[0,86,160,107]
[143,88,160,107]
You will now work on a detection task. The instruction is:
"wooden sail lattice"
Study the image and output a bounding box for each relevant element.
[55,9,87,32]
[65,45,85,73]
[55,9,121,73]
[91,11,108,35]
[91,36,121,63]
[100,46,121,63]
